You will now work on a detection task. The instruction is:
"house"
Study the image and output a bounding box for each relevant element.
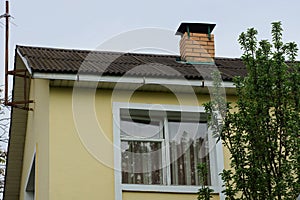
[4,22,247,200]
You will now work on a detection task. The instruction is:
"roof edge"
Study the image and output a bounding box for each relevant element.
[16,44,244,60]
[16,46,33,75]
[16,45,181,58]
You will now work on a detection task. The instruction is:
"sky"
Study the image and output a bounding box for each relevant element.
[0,0,300,81]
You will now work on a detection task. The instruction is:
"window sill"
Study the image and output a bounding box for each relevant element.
[122,184,220,194]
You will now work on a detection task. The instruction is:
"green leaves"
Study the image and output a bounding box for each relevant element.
[239,28,258,55]
[197,163,214,200]
[204,22,300,199]
[284,42,298,62]
[272,22,284,50]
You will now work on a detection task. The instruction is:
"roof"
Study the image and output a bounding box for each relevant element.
[17,45,247,81]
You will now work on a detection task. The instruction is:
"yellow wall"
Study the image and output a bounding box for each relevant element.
[20,79,50,200]
[48,86,236,200]
[49,87,114,200]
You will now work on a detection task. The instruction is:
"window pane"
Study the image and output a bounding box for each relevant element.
[120,117,162,139]
[168,121,211,186]
[121,141,163,185]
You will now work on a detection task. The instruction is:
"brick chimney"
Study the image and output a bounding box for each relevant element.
[176,22,216,63]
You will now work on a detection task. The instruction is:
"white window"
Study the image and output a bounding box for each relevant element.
[25,155,35,200]
[113,103,224,195]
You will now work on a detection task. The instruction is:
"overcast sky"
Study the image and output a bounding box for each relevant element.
[0,0,300,81]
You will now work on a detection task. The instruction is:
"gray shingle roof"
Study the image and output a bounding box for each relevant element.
[17,45,247,81]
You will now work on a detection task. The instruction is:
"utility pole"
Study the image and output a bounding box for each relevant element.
[0,1,10,105]
[1,1,33,110]
[4,0,9,105]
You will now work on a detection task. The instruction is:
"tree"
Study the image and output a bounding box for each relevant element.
[204,22,300,199]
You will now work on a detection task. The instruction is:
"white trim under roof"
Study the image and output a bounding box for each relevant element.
[32,72,236,88]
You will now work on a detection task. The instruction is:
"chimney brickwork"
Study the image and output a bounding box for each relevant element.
[180,32,215,63]
[176,23,216,63]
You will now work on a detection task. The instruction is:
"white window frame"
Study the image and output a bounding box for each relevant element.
[25,151,36,200]
[113,102,225,199]
[120,115,165,185]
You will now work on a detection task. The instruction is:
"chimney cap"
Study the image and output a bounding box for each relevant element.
[176,22,216,35]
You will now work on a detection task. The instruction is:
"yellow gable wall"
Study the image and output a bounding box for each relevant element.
[20,79,50,200]
[48,86,235,200]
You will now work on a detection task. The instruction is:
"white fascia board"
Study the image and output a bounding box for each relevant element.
[33,72,236,88]
[17,49,33,75]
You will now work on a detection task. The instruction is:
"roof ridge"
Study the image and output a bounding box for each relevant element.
[16,45,179,57]
[17,45,245,60]
[17,45,125,55]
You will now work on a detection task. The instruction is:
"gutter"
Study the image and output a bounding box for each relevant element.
[32,72,236,88]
